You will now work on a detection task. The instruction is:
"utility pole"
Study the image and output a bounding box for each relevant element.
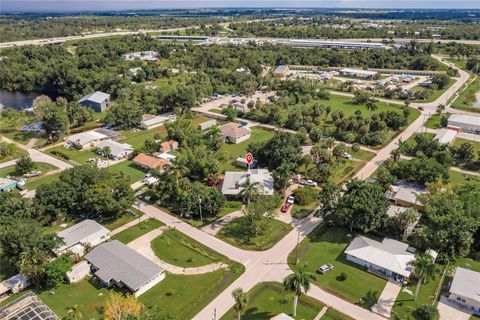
[295,231,301,265]
[198,197,203,222]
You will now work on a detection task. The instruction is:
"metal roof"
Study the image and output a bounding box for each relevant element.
[450,267,480,303]
[221,169,274,196]
[85,240,164,292]
[97,140,133,157]
[56,219,109,253]
[448,114,480,127]
[78,91,110,104]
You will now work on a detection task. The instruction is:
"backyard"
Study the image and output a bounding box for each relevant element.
[220,282,326,320]
[111,218,164,244]
[217,217,292,251]
[288,226,387,309]
[0,162,57,179]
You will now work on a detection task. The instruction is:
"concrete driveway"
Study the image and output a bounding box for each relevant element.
[371,281,402,318]
[438,296,472,320]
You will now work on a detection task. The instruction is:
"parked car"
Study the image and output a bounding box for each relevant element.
[341,152,352,159]
[281,202,292,213]
[25,171,41,177]
[302,179,318,187]
[239,121,249,127]
[287,196,295,204]
[318,264,334,274]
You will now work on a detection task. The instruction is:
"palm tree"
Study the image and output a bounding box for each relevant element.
[283,268,315,317]
[232,288,248,320]
[410,253,437,301]
[102,146,112,166]
[239,177,260,205]
[366,100,377,112]
[68,304,84,320]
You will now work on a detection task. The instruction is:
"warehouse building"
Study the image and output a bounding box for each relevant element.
[448,114,480,134]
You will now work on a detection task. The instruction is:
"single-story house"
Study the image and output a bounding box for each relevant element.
[126,67,142,77]
[385,182,426,210]
[85,240,166,297]
[66,261,91,283]
[448,267,480,314]
[339,68,379,79]
[219,122,251,144]
[158,152,176,161]
[133,153,172,171]
[78,91,111,113]
[54,219,110,257]
[0,274,30,296]
[434,128,458,145]
[448,114,480,134]
[19,122,43,132]
[0,178,17,192]
[271,313,295,320]
[344,235,415,280]
[159,140,178,153]
[198,119,217,131]
[96,140,133,160]
[65,131,107,150]
[221,169,274,197]
[140,114,170,130]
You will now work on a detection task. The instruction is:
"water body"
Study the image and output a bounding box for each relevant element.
[0,89,44,111]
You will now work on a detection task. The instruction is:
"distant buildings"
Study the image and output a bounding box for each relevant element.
[122,51,159,62]
[54,219,110,257]
[96,140,133,160]
[219,122,251,144]
[344,235,415,280]
[274,39,388,50]
[447,267,480,314]
[339,68,380,80]
[0,178,17,192]
[221,169,274,197]
[273,65,289,78]
[126,67,142,76]
[448,114,480,134]
[85,240,166,296]
[159,140,179,153]
[78,91,111,113]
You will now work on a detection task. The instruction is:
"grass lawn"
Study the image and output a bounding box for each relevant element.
[220,127,274,172]
[425,112,450,129]
[102,210,144,231]
[451,78,480,113]
[453,257,480,272]
[0,145,28,164]
[349,149,376,161]
[119,126,167,149]
[47,145,102,165]
[217,217,292,251]
[108,160,147,182]
[111,218,164,244]
[0,162,56,178]
[291,201,318,219]
[412,78,455,103]
[288,226,387,309]
[23,171,62,190]
[391,265,446,320]
[220,282,325,320]
[322,308,354,320]
[151,229,225,267]
[329,160,365,185]
[453,138,480,154]
[1,131,48,146]
[447,170,480,188]
[140,265,244,320]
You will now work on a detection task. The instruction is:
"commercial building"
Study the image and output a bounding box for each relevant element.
[221,169,274,197]
[275,39,388,50]
[65,131,107,150]
[96,140,133,160]
[344,235,416,280]
[219,122,252,144]
[78,91,111,113]
[448,114,480,134]
[85,240,166,296]
[0,178,17,192]
[447,267,480,314]
[54,219,110,256]
[339,68,380,79]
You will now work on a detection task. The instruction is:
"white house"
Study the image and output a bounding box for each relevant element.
[221,169,274,197]
[198,119,217,131]
[54,219,110,257]
[140,114,170,130]
[344,235,415,280]
[66,261,91,283]
[219,122,251,144]
[448,267,480,314]
[448,114,480,134]
[65,131,107,150]
[96,140,133,160]
[434,128,458,145]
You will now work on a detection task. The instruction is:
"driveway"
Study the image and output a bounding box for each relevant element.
[371,281,402,318]
[438,296,472,320]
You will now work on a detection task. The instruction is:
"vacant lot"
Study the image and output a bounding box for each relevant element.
[288,226,386,309]
[220,282,325,320]
[111,218,164,244]
[451,79,480,113]
[217,217,292,251]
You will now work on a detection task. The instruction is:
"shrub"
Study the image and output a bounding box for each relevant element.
[294,186,318,206]
[413,304,439,320]
[336,272,348,281]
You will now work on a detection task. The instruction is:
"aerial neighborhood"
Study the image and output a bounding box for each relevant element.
[0,5,480,320]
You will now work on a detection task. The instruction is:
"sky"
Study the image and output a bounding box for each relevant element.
[2,0,480,12]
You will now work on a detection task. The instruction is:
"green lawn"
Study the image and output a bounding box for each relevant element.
[391,265,446,320]
[23,171,62,190]
[329,160,365,185]
[453,138,480,154]
[217,217,292,251]
[1,131,48,146]
[151,229,225,268]
[47,145,102,165]
[0,162,56,178]
[291,201,318,219]
[448,170,480,188]
[0,144,28,164]
[288,226,387,309]
[108,160,147,182]
[220,282,325,320]
[425,113,450,129]
[119,125,168,150]
[451,78,480,113]
[322,308,353,320]
[349,149,376,161]
[412,78,455,103]
[102,210,144,231]
[220,127,274,172]
[111,218,164,244]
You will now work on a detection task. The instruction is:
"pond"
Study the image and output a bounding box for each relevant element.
[0,89,45,110]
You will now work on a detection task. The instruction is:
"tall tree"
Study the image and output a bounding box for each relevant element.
[232,288,248,320]
[104,292,143,320]
[410,253,437,301]
[283,268,315,317]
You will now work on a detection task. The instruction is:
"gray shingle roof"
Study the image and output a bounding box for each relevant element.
[56,219,109,252]
[85,240,164,291]
[78,91,110,104]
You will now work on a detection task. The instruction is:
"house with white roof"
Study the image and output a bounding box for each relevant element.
[65,131,107,150]
[78,91,111,112]
[434,128,458,145]
[448,114,480,134]
[221,169,274,197]
[344,235,416,280]
[54,219,110,257]
[96,140,133,160]
[140,114,170,130]
[447,267,480,314]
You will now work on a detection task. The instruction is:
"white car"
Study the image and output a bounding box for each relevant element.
[287,196,295,204]
[318,264,334,274]
[303,179,318,187]
[96,160,108,168]
[342,152,352,159]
